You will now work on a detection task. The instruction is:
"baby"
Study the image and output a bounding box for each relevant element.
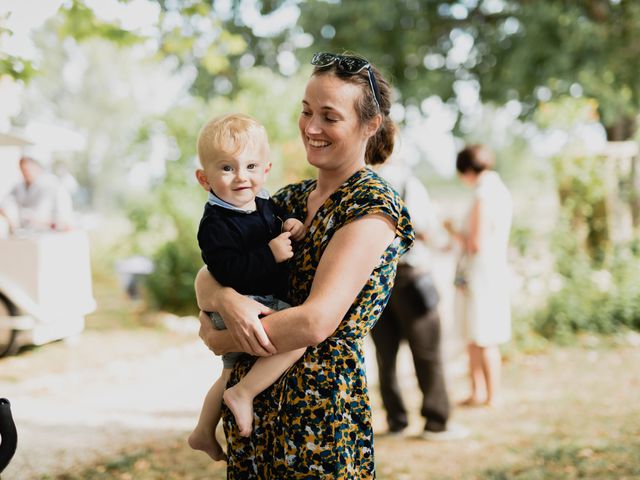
[188,113,306,460]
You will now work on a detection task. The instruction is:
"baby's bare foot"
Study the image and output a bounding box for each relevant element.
[188,428,226,461]
[223,385,254,437]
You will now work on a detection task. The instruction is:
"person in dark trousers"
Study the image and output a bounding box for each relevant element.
[373,161,468,440]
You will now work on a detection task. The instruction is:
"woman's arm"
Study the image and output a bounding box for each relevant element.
[260,213,396,352]
[444,199,483,254]
[198,212,395,355]
[195,267,277,356]
[466,199,482,254]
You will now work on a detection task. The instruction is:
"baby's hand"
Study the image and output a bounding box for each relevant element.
[269,231,293,263]
[283,218,306,241]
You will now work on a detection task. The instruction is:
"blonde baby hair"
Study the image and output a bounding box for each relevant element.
[197,113,269,168]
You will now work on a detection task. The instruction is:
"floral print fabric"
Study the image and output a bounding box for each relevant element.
[222,167,414,479]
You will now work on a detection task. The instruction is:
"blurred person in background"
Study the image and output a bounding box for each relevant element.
[0,156,74,236]
[373,159,468,440]
[53,160,80,202]
[445,144,513,408]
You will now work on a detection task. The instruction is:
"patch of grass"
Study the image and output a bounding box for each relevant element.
[481,440,640,479]
[53,441,226,480]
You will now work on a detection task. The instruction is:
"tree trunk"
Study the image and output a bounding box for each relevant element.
[604,116,636,141]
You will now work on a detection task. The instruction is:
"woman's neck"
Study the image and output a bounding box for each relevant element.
[315,160,365,197]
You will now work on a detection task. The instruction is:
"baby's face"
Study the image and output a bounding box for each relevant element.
[201,140,271,209]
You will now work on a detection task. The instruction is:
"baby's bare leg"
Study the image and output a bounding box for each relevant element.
[224,347,306,437]
[188,368,230,461]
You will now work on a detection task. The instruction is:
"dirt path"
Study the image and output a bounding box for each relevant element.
[4,317,640,479]
[0,321,462,480]
[22,337,640,480]
[0,324,221,479]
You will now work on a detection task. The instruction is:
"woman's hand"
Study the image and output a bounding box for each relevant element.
[198,310,225,355]
[217,289,278,356]
[198,306,276,357]
[442,219,456,236]
[195,267,277,356]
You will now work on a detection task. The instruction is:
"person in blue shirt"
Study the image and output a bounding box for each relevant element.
[188,113,306,461]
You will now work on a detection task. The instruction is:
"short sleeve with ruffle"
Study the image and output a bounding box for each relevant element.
[339,171,414,260]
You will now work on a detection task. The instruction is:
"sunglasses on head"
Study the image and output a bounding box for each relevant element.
[310,52,382,112]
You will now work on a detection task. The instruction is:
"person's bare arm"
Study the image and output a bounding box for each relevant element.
[259,213,396,352]
[443,219,463,244]
[195,267,276,356]
[466,199,482,254]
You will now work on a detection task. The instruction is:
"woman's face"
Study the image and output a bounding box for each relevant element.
[298,74,375,171]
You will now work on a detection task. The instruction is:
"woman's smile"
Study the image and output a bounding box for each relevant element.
[308,139,331,148]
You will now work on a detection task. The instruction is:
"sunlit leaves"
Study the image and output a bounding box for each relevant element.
[282,0,640,136]
[0,57,36,81]
[57,0,141,46]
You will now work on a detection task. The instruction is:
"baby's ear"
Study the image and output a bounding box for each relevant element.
[195,169,210,191]
[264,162,273,174]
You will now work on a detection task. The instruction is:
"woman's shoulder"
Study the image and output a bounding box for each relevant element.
[340,167,414,255]
[348,167,402,206]
[475,171,511,202]
[340,168,412,228]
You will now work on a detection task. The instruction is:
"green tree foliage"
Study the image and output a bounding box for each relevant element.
[534,246,640,341]
[1,0,140,82]
[535,97,610,264]
[14,1,640,139]
[528,96,640,339]
[215,0,640,139]
[18,22,187,210]
[56,0,142,45]
[0,13,36,80]
[153,0,249,99]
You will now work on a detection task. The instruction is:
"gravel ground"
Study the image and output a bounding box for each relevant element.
[1,325,220,479]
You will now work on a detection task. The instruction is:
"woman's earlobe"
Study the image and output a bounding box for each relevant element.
[367,115,383,137]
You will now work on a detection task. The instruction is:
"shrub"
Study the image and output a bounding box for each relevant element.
[144,234,202,316]
[532,246,640,341]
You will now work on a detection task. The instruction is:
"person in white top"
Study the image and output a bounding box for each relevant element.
[445,144,513,408]
[372,160,468,440]
[0,156,74,235]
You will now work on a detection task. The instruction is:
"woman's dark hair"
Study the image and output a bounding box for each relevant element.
[456,144,495,174]
[312,56,395,166]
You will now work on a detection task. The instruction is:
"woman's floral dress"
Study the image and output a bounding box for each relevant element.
[222,167,414,479]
